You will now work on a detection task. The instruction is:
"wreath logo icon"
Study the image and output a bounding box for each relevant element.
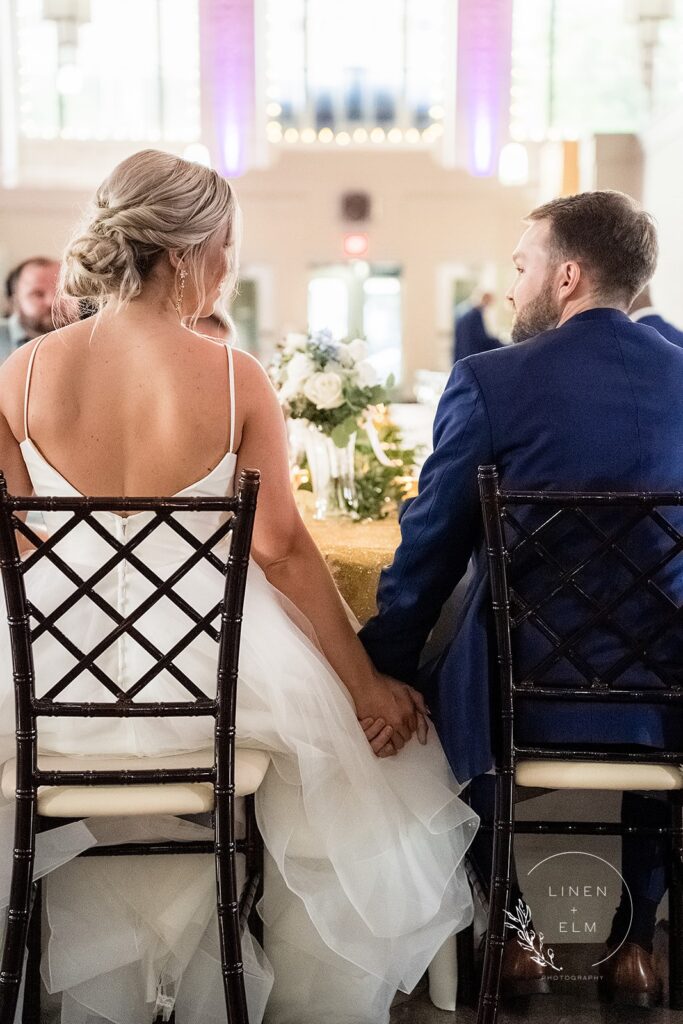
[504,898,563,971]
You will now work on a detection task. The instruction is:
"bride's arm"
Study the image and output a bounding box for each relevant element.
[234,354,420,752]
[0,347,39,553]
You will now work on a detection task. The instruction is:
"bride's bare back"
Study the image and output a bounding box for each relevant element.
[2,315,244,498]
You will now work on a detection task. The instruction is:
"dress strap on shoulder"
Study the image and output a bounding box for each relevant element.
[23,335,47,442]
[225,343,236,454]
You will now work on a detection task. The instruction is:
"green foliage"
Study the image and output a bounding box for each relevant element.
[353,422,420,520]
[296,419,419,520]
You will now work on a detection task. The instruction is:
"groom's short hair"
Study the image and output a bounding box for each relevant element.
[527,190,658,306]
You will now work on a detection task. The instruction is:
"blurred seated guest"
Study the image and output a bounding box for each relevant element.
[361,190,680,1005]
[630,285,683,348]
[0,258,61,360]
[453,290,502,362]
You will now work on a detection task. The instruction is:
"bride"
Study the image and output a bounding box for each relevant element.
[0,149,477,1024]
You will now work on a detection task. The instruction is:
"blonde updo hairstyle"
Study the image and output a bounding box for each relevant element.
[60,149,240,328]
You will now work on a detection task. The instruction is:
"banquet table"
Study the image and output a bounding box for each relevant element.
[297,493,401,625]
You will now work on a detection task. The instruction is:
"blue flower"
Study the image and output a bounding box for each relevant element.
[310,329,341,361]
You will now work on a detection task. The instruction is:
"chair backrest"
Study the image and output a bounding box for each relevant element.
[478,465,683,766]
[0,469,259,791]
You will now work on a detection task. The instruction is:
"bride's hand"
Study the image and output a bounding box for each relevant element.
[355,676,429,756]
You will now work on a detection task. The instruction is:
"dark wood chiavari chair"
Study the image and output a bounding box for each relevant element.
[0,468,266,1024]
[476,465,683,1024]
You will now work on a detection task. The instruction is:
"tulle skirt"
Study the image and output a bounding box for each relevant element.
[0,547,478,1024]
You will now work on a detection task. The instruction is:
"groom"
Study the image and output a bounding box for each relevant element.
[360,190,683,1002]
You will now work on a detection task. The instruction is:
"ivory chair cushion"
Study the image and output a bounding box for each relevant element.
[0,748,270,818]
[515,759,683,791]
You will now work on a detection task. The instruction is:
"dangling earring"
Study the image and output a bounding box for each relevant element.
[175,267,187,318]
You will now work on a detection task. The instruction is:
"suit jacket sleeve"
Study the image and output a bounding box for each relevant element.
[359,360,493,682]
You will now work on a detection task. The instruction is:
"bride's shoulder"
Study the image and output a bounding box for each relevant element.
[231,347,271,389]
[0,334,43,402]
[228,349,282,429]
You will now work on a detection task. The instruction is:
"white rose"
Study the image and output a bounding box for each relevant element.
[278,377,299,403]
[337,343,354,368]
[354,360,378,388]
[284,332,308,354]
[303,372,345,410]
[347,338,368,362]
[286,351,315,385]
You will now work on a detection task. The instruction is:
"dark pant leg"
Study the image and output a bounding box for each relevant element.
[607,790,669,953]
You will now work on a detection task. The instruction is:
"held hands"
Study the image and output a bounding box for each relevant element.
[355,673,430,758]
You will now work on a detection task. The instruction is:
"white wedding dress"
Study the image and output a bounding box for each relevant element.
[0,340,478,1024]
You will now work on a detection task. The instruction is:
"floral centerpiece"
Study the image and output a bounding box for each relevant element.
[270,331,394,517]
[272,330,391,446]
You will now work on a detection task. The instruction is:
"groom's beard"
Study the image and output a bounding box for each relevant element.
[511,278,562,344]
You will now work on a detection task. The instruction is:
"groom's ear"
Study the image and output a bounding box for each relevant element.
[557,260,582,301]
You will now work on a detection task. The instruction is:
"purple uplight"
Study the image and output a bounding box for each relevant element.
[456,0,513,178]
[199,0,255,178]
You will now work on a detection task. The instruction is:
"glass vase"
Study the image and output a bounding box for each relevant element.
[303,424,358,520]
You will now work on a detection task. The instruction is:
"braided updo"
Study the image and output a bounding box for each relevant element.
[60,149,239,324]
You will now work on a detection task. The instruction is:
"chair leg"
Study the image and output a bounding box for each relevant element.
[244,796,264,947]
[0,794,37,1024]
[21,878,41,1024]
[669,790,683,1010]
[476,769,514,1024]
[456,924,477,1006]
[215,785,250,1024]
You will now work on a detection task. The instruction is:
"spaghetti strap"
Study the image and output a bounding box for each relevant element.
[226,343,236,454]
[23,335,48,442]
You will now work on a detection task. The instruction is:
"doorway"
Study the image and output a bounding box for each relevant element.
[307,262,402,384]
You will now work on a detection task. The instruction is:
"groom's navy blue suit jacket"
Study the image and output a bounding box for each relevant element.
[360,308,683,783]
[637,312,683,349]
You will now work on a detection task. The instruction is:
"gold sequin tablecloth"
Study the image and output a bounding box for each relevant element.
[297,495,401,625]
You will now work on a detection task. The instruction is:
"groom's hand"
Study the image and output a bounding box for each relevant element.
[353,672,417,751]
[405,684,430,741]
[359,681,430,757]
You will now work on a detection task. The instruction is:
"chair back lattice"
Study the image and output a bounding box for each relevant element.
[0,469,259,789]
[478,465,683,765]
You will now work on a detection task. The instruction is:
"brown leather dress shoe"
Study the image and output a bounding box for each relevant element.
[501,935,551,998]
[599,941,662,1008]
